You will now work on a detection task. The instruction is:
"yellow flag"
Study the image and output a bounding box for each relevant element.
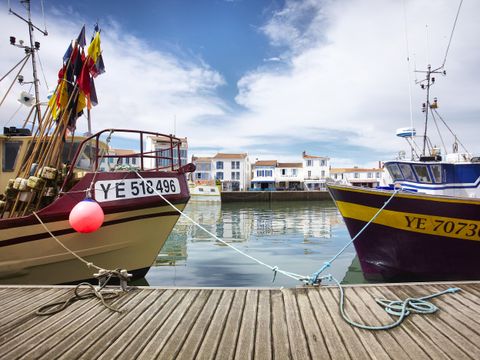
[87,32,101,63]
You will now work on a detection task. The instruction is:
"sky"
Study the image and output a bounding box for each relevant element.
[1,0,479,167]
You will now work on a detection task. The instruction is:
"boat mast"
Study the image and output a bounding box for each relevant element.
[416,64,444,156]
[9,0,48,128]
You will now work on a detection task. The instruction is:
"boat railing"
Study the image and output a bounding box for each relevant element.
[66,128,184,176]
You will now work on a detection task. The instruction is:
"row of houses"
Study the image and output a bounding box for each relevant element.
[190,151,383,191]
[98,135,384,191]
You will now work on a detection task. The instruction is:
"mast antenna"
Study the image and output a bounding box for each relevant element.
[8,0,48,128]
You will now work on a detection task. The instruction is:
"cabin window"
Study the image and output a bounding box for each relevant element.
[413,165,432,183]
[385,163,403,180]
[2,141,22,172]
[430,164,442,183]
[398,164,416,181]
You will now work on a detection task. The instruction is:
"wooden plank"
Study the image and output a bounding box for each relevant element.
[270,290,292,360]
[378,286,468,359]
[321,287,370,360]
[38,289,146,359]
[400,284,480,359]
[294,288,329,359]
[215,290,247,360]
[195,290,235,360]
[367,286,449,360]
[282,288,311,359]
[351,286,428,360]
[134,289,202,358]
[158,289,216,359]
[254,290,272,360]
[307,288,350,359]
[1,294,103,359]
[175,289,223,359]
[114,289,189,360]
[233,289,258,360]
[75,289,165,359]
[0,288,69,333]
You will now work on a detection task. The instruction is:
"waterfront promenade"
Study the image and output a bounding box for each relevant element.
[0,281,478,359]
[221,190,332,202]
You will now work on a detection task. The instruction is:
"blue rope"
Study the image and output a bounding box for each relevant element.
[328,275,461,330]
[308,188,400,285]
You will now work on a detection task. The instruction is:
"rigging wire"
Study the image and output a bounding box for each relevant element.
[36,51,50,91]
[40,0,48,35]
[433,108,470,155]
[429,109,447,154]
[441,0,463,68]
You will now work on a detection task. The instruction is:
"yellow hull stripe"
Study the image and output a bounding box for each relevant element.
[336,201,480,242]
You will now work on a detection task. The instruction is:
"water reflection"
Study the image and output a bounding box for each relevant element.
[146,200,357,287]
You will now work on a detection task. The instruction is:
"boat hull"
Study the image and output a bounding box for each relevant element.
[0,171,189,284]
[328,184,480,282]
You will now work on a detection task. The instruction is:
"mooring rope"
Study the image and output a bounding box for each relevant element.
[134,171,308,283]
[308,188,400,284]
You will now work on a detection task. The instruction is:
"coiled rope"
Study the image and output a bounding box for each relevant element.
[327,275,461,330]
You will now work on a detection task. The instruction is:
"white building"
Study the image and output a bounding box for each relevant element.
[145,135,188,170]
[330,167,383,188]
[251,160,277,190]
[191,153,251,191]
[302,152,330,190]
[275,163,303,190]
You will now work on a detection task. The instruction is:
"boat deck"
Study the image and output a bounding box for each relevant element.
[0,281,479,359]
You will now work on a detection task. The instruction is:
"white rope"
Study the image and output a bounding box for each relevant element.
[32,211,106,272]
[134,171,308,282]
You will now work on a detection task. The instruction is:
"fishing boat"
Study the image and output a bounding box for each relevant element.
[327,20,480,282]
[0,2,192,284]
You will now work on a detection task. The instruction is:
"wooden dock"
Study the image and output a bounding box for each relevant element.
[0,281,479,359]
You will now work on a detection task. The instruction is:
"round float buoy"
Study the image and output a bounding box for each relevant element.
[69,198,104,233]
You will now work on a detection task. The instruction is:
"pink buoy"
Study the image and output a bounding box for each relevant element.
[69,198,104,233]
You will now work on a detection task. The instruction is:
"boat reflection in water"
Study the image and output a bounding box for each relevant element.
[147,201,355,287]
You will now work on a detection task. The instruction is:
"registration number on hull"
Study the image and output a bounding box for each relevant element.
[94,178,181,202]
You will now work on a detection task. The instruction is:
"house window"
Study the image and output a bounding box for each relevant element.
[307,170,311,178]
[307,160,313,167]
[231,161,240,169]
[195,173,202,179]
[376,172,380,178]
[256,170,264,177]
[132,157,137,165]
[216,161,223,169]
[216,172,224,180]
[367,172,372,178]
[321,170,325,178]
[321,160,326,166]
[282,169,286,175]
[292,169,297,176]
[265,170,273,177]
[231,172,240,180]
[354,173,359,178]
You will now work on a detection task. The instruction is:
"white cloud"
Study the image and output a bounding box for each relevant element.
[233,0,480,165]
[0,3,227,141]
[1,0,479,167]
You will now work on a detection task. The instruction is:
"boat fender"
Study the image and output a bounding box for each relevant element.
[69,199,104,233]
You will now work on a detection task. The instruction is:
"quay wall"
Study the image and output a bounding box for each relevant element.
[221,190,332,202]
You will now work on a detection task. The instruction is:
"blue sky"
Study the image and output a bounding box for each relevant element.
[1,0,480,167]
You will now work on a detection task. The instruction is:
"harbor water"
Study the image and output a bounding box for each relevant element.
[145,200,364,287]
